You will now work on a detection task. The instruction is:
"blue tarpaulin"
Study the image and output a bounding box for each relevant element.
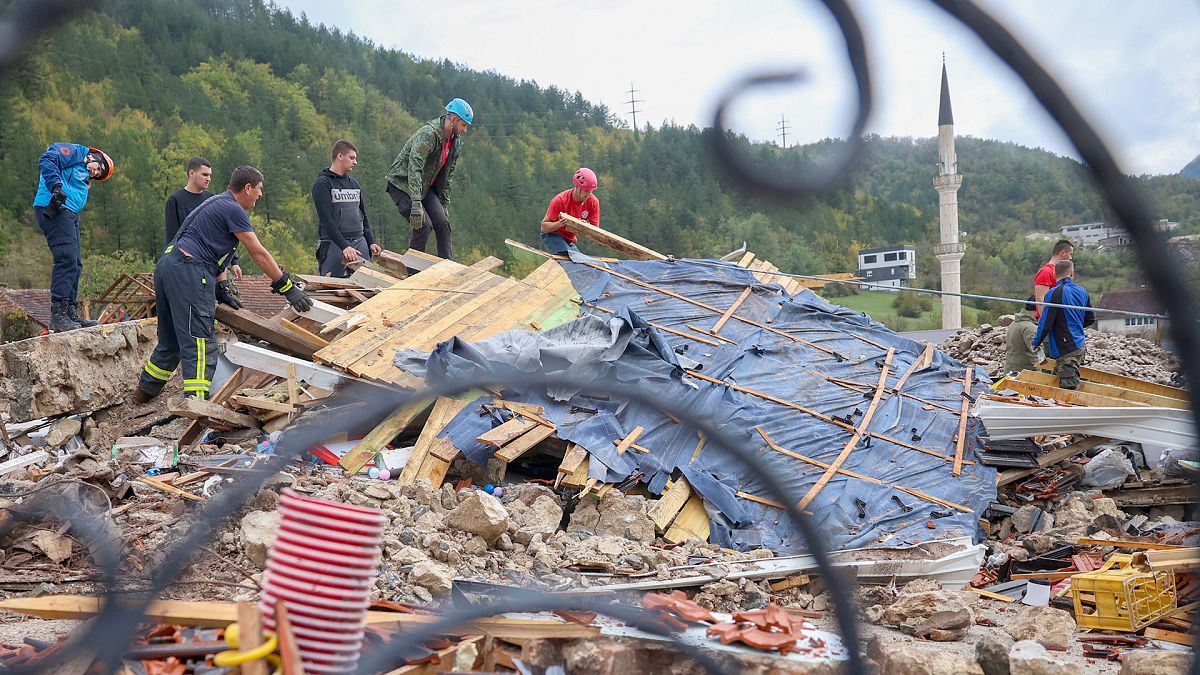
[396,254,996,554]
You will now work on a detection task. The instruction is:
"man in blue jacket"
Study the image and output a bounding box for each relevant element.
[32,143,114,331]
[1032,259,1095,390]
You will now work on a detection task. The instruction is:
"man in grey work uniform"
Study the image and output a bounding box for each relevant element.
[314,139,379,277]
[384,98,472,260]
[134,166,312,403]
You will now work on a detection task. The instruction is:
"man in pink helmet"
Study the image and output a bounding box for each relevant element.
[540,168,599,255]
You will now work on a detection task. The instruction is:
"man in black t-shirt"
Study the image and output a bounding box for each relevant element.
[164,157,213,242]
[165,157,242,280]
[134,166,312,403]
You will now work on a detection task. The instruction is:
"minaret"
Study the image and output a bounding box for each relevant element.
[933,57,965,330]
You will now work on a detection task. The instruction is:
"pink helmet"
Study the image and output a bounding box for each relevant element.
[573,167,598,191]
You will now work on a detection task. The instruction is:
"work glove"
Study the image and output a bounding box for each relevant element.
[46,184,67,216]
[409,202,425,230]
[216,279,243,310]
[271,271,313,312]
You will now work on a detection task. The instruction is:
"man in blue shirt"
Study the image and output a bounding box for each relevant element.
[133,166,312,403]
[31,143,114,331]
[1032,259,1095,390]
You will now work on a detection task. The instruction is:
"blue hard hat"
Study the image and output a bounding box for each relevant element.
[445,98,474,125]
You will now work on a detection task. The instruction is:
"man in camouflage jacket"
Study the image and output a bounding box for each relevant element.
[384,98,472,259]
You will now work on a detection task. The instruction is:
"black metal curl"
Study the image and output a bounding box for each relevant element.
[708,0,872,202]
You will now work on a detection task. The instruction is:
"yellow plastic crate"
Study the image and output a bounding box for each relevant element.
[1070,554,1176,632]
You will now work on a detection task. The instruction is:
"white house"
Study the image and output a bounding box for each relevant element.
[1096,289,1166,339]
[856,245,916,291]
[1062,219,1178,247]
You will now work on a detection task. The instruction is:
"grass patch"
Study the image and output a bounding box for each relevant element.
[826,290,980,332]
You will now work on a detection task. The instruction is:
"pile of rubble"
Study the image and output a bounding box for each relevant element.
[939,324,1181,384]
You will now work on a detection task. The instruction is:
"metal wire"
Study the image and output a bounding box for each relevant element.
[685,258,1174,321]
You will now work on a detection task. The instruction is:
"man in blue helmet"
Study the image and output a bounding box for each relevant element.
[32,143,115,331]
[385,98,473,259]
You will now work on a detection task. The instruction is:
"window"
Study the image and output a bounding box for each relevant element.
[884,252,898,261]
[863,255,877,264]
[1124,317,1154,326]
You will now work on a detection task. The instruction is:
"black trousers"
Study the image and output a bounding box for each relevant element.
[387,184,452,259]
[35,206,82,303]
[316,237,370,277]
[138,248,218,399]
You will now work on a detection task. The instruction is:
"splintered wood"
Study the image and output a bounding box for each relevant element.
[312,258,576,384]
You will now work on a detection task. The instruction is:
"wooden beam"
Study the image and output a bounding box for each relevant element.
[0,596,601,638]
[478,418,536,448]
[237,601,268,675]
[1041,362,1189,401]
[1016,370,1188,409]
[493,425,557,463]
[558,213,667,260]
[399,395,475,486]
[348,266,401,289]
[756,427,880,484]
[230,395,296,414]
[134,476,204,502]
[339,398,433,474]
[581,301,721,345]
[648,478,693,532]
[168,397,260,430]
[995,377,1148,408]
[224,342,360,391]
[663,494,710,544]
[614,425,645,455]
[796,349,893,510]
[555,444,588,489]
[215,305,324,358]
[1075,538,1184,551]
[296,299,345,324]
[711,287,752,333]
[952,367,974,477]
[1142,627,1194,646]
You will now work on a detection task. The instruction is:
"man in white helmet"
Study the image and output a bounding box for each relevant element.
[384,98,473,260]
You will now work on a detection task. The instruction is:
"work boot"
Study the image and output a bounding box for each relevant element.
[49,300,81,332]
[130,387,154,405]
[68,301,98,328]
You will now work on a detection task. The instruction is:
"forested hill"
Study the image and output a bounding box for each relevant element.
[0,0,1197,308]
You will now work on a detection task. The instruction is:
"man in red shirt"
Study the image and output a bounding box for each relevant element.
[1033,239,1073,317]
[540,168,599,255]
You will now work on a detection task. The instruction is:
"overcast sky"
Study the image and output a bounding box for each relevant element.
[275,0,1198,176]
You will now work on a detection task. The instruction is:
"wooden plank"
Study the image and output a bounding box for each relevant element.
[711,287,752,333]
[478,418,536,448]
[1040,362,1189,401]
[224,342,352,391]
[581,301,721,346]
[555,444,588,489]
[296,274,365,289]
[229,395,295,414]
[339,398,433,474]
[1016,370,1188,409]
[215,305,323,358]
[768,574,812,592]
[468,256,505,273]
[279,318,330,349]
[348,266,401,289]
[237,601,268,675]
[736,252,756,268]
[561,455,591,489]
[756,427,880,483]
[135,476,204,502]
[0,596,601,638]
[614,425,645,455]
[967,586,1017,602]
[796,349,894,510]
[494,425,557,463]
[663,494,710,544]
[1143,627,1194,646]
[1143,547,1200,571]
[274,601,305,675]
[413,456,453,489]
[952,367,974,477]
[297,299,345,324]
[558,213,668,260]
[428,438,462,463]
[648,478,693,532]
[399,395,475,485]
[168,397,260,430]
[997,377,1148,408]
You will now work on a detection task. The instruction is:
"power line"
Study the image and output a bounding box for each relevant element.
[625,82,644,137]
[777,114,790,148]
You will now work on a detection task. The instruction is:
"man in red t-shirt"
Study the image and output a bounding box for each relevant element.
[1033,238,1073,317]
[540,168,599,255]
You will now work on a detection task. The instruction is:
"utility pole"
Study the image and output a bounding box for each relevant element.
[777,114,790,148]
[625,82,644,137]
